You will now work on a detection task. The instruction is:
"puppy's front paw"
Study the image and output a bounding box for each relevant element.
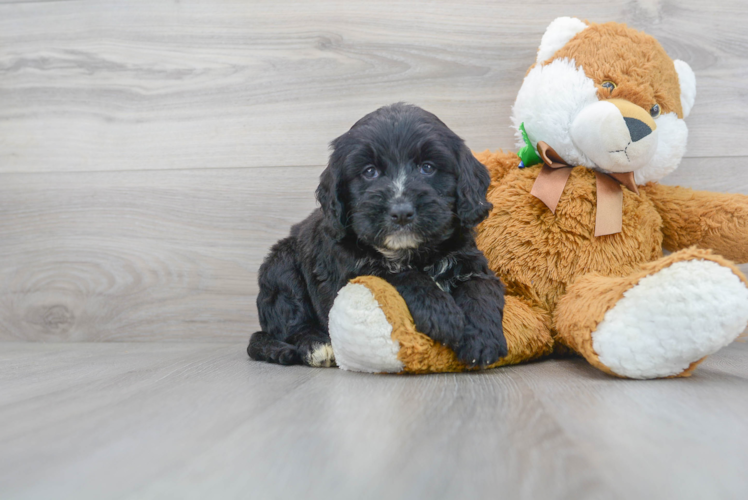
[275,345,302,366]
[305,343,337,368]
[411,298,465,347]
[455,334,507,368]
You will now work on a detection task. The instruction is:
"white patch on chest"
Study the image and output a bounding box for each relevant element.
[425,255,474,292]
[425,255,457,277]
[374,247,415,273]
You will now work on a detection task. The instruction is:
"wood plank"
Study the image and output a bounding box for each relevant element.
[1,342,747,499]
[512,342,748,500]
[1,0,748,173]
[1,156,746,342]
[660,156,748,194]
[0,166,320,342]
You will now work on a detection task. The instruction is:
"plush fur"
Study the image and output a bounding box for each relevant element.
[535,17,588,64]
[327,20,748,379]
[591,259,748,379]
[328,282,404,373]
[248,103,507,368]
[513,21,695,184]
[331,276,553,374]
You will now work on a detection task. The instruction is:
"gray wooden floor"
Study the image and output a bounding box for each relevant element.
[2,0,748,498]
[2,341,748,500]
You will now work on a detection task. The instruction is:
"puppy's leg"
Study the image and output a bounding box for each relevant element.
[249,237,334,367]
[451,275,507,367]
[247,331,301,366]
[287,329,337,368]
[385,270,466,351]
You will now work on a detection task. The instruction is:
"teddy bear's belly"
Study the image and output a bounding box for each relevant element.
[477,167,664,311]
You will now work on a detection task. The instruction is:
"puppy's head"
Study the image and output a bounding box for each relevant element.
[316,103,491,252]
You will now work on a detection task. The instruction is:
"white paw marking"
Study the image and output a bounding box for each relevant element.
[307,343,336,368]
[593,260,748,379]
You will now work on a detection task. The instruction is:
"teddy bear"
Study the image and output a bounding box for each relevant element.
[326,18,748,379]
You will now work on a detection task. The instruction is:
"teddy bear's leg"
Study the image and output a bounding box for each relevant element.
[554,248,748,379]
[328,276,553,373]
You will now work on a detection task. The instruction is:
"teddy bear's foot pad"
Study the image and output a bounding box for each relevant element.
[329,282,405,373]
[593,260,748,379]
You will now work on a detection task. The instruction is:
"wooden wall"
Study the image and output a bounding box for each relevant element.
[1,0,746,342]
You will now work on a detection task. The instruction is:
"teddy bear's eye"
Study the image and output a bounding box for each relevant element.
[601,81,617,93]
[650,104,661,118]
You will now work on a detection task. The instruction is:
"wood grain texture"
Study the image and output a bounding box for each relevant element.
[1,157,746,342]
[1,341,747,499]
[1,0,748,173]
[0,166,319,342]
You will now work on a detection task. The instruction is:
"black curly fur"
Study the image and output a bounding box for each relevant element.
[248,103,506,367]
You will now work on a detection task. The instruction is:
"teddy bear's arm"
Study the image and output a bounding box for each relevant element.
[642,183,748,264]
[473,150,521,188]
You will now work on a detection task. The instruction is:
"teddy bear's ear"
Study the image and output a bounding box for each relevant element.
[536,17,588,64]
[673,60,696,118]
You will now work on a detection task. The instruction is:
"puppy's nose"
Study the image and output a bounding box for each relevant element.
[389,202,415,225]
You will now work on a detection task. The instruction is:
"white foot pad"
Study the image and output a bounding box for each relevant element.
[593,260,748,379]
[328,283,404,373]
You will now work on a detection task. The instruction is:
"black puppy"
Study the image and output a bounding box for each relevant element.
[248,103,506,368]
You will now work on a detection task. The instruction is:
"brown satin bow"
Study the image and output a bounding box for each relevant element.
[529,142,639,236]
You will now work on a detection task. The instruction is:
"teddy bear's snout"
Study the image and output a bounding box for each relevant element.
[570,98,658,173]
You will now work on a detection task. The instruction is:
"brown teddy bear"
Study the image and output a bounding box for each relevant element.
[327,18,748,379]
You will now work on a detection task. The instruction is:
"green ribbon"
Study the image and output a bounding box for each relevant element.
[516,123,542,168]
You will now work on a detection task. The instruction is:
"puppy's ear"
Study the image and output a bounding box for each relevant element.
[316,150,347,241]
[455,145,492,228]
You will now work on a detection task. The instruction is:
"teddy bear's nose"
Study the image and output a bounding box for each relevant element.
[624,117,653,143]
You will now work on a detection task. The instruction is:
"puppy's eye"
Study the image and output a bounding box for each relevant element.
[419,162,436,176]
[650,103,661,118]
[601,81,616,93]
[362,166,379,179]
